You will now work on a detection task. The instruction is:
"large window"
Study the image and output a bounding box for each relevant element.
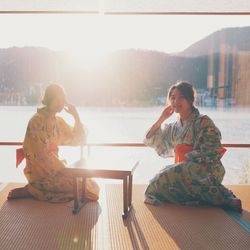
[0,2,250,184]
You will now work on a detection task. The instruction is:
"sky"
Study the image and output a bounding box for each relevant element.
[1,14,250,67]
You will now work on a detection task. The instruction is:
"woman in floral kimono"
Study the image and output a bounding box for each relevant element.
[144,81,242,212]
[8,84,99,202]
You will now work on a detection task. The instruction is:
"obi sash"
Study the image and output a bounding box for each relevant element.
[174,144,227,163]
[16,144,59,168]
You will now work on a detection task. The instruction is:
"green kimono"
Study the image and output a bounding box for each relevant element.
[144,107,238,208]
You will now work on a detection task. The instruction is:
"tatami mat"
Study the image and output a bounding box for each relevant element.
[106,184,250,250]
[0,183,104,250]
[226,185,250,224]
[0,183,249,250]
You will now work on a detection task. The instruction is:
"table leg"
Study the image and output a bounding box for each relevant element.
[73,176,89,214]
[122,176,128,218]
[128,174,133,207]
[81,177,86,202]
[73,177,79,214]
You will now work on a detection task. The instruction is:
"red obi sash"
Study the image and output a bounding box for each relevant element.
[16,144,59,168]
[174,144,227,163]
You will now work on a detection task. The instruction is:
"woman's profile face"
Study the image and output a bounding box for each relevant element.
[169,88,192,114]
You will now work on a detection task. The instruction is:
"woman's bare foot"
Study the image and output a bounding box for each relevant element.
[7,187,33,200]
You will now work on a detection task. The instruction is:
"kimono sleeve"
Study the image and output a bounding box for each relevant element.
[57,117,87,146]
[185,116,222,163]
[143,123,174,158]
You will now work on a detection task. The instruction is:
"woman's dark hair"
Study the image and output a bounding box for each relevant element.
[167,81,196,105]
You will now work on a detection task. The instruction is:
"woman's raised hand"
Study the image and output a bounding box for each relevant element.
[160,105,174,121]
[146,105,174,139]
[64,103,81,122]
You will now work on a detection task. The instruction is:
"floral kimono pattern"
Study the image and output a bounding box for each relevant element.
[144,107,238,207]
[22,107,99,203]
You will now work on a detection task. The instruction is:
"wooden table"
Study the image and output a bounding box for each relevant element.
[66,157,139,218]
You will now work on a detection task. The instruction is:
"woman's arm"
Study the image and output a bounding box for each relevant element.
[64,103,81,125]
[144,105,174,158]
[146,105,174,139]
[58,103,87,146]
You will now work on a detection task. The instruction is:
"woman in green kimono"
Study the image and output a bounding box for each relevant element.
[8,84,99,202]
[144,81,242,212]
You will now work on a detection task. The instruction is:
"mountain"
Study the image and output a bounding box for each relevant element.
[1,26,250,105]
[0,47,209,105]
[180,26,250,57]
[0,46,66,90]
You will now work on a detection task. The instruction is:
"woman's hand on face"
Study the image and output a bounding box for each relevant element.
[160,105,174,120]
[146,105,174,139]
[64,103,79,119]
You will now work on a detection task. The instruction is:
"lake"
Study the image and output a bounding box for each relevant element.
[0,106,250,184]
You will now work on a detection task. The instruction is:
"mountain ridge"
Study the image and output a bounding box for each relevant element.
[180,26,250,57]
[0,26,250,105]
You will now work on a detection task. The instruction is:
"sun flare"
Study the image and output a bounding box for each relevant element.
[68,47,110,70]
[62,15,114,70]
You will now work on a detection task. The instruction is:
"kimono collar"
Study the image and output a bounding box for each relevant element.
[37,107,56,118]
[178,106,200,127]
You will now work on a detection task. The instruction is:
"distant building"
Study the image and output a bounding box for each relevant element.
[196,89,216,107]
[206,41,250,106]
[233,51,250,106]
[154,96,166,105]
[0,91,26,105]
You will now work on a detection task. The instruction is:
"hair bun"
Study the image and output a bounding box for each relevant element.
[42,83,65,106]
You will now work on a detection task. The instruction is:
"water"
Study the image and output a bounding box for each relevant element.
[0,106,250,184]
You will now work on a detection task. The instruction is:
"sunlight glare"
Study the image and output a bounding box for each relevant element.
[68,46,110,70]
[73,237,78,243]
[65,15,112,70]
[0,15,250,55]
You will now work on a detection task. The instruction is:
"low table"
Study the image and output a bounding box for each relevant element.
[66,157,139,218]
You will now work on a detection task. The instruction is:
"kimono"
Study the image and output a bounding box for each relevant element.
[144,107,238,207]
[22,107,99,203]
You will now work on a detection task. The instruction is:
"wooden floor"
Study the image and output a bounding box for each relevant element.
[0,183,249,250]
